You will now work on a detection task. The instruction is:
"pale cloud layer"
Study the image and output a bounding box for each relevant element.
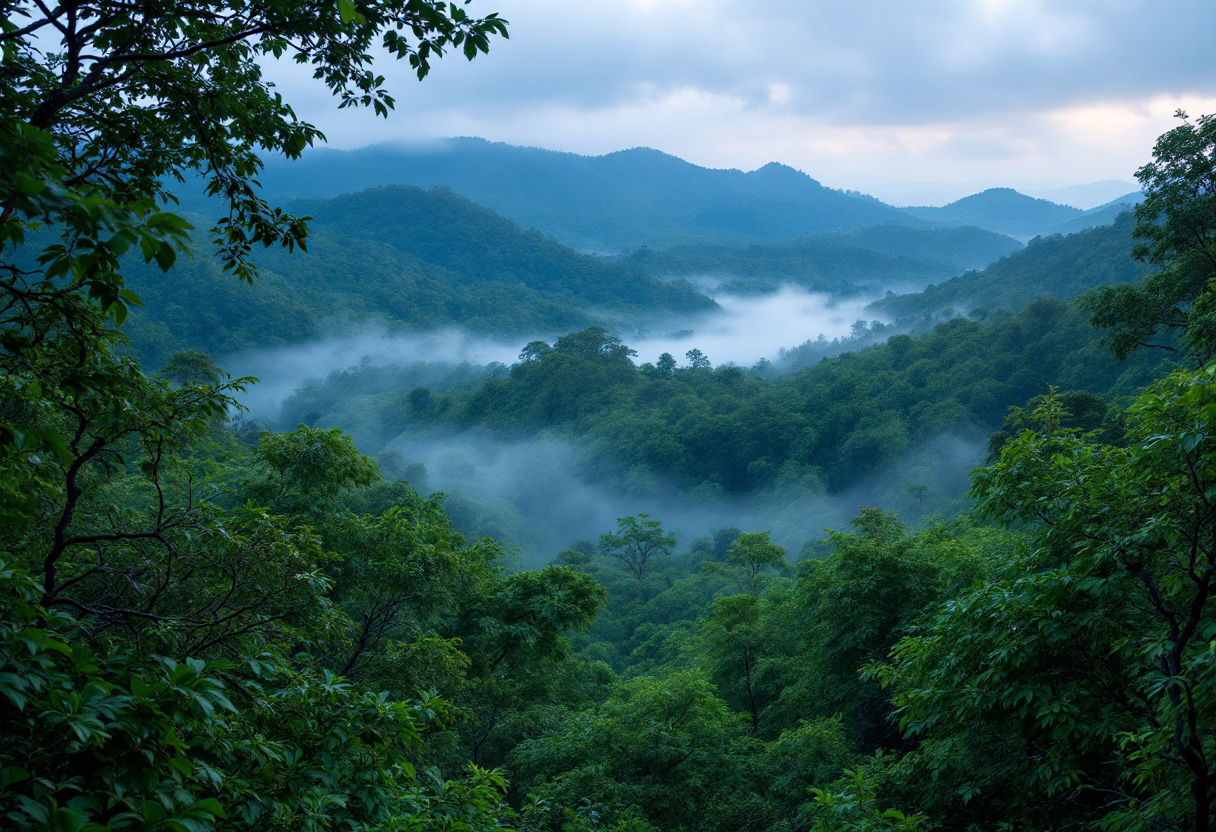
[267,0,1216,202]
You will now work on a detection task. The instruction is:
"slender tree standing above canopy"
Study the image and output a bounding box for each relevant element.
[598,514,676,602]
[725,531,787,596]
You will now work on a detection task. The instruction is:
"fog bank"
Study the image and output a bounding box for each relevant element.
[385,430,986,568]
[628,287,877,367]
[228,285,887,417]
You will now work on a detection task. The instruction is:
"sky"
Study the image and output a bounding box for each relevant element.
[270,0,1216,205]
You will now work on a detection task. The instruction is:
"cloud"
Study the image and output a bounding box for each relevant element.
[261,0,1216,198]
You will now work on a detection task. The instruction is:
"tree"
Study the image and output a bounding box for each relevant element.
[519,340,552,363]
[1086,110,1216,362]
[460,566,605,765]
[685,348,711,370]
[254,424,380,509]
[598,514,677,602]
[702,593,767,732]
[724,531,787,596]
[880,377,1216,830]
[0,0,515,826]
[553,327,637,362]
[2,0,508,279]
[656,352,677,378]
[0,557,516,832]
[773,511,944,749]
[159,349,224,386]
[508,672,749,831]
[0,0,508,467]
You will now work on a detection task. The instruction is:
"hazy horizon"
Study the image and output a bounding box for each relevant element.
[276,136,1142,209]
[260,1,1215,205]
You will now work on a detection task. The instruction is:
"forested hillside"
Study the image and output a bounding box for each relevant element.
[252,140,1122,251]
[1045,190,1144,235]
[253,139,927,251]
[619,225,1021,294]
[121,186,715,367]
[285,301,1166,506]
[872,212,1148,318]
[901,187,1084,239]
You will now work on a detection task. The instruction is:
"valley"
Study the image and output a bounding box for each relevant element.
[159,143,1154,567]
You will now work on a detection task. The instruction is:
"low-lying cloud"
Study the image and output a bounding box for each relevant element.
[385,429,986,568]
[227,286,884,418]
[628,288,876,367]
[222,282,991,564]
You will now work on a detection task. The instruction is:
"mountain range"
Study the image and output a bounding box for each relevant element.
[247,139,1140,251]
[131,138,1151,370]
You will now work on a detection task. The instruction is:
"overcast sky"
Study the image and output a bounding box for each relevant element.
[270,0,1216,204]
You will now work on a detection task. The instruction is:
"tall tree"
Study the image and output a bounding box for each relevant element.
[882,377,1216,830]
[1087,110,1216,362]
[0,1,515,828]
[598,514,677,602]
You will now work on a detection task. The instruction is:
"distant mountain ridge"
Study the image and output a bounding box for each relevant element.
[256,138,925,252]
[870,212,1148,320]
[619,225,1022,295]
[249,139,1136,251]
[1045,191,1144,237]
[900,188,1084,240]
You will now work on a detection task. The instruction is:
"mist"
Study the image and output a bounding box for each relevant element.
[228,284,887,418]
[219,280,983,566]
[627,287,877,367]
[381,429,986,568]
[224,326,522,418]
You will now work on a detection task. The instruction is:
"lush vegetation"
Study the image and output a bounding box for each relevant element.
[120,186,715,367]
[290,303,1164,501]
[872,212,1148,319]
[252,141,928,252]
[7,0,1216,824]
[900,187,1086,239]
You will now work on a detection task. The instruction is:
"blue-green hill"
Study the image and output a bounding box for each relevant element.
[253,138,925,252]
[122,186,716,366]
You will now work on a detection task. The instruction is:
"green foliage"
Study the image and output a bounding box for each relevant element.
[619,225,1021,295]
[807,762,931,832]
[508,671,750,832]
[877,366,1216,830]
[255,425,380,508]
[874,213,1146,319]
[3,0,507,284]
[901,187,1083,239]
[7,17,1215,831]
[765,511,961,749]
[159,350,224,386]
[1086,111,1216,361]
[704,532,788,596]
[597,515,677,601]
[385,299,1163,499]
[120,187,717,366]
[0,558,516,832]
[700,593,768,732]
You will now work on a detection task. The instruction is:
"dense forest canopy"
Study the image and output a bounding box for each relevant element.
[4,0,1216,826]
